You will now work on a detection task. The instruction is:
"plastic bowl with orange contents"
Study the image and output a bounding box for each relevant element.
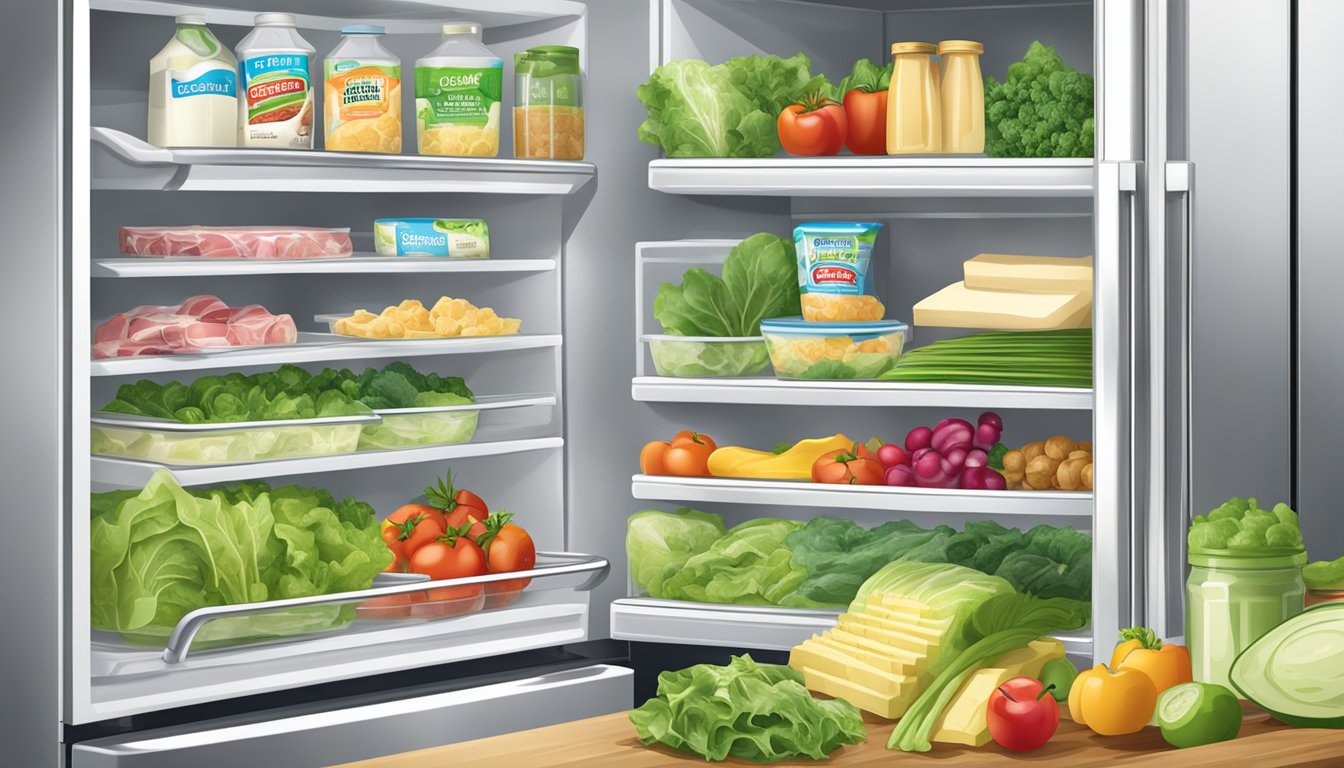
[761,317,908,380]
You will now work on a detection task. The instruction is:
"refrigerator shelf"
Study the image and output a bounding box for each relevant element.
[631,474,1093,517]
[92,128,595,195]
[632,376,1093,410]
[91,255,557,279]
[91,0,586,30]
[89,333,563,376]
[609,597,1093,658]
[647,157,1095,198]
[91,436,564,487]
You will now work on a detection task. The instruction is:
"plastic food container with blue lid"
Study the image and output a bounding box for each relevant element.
[761,317,908,380]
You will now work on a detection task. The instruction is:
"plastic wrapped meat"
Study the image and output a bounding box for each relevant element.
[119,226,353,259]
[93,295,297,358]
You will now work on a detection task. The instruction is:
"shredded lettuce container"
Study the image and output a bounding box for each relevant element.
[642,335,771,378]
[761,317,908,380]
[91,412,376,465]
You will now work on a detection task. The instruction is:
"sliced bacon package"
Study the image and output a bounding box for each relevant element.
[93,295,298,358]
[119,226,354,260]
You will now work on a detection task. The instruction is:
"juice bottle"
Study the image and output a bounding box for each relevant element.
[885,42,941,155]
[236,13,316,149]
[938,40,985,154]
[147,15,237,147]
[415,23,503,157]
[324,25,401,153]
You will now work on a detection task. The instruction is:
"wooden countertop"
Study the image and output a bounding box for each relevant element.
[335,701,1344,768]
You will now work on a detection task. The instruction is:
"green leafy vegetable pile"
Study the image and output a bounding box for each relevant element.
[883,329,1092,388]
[1305,555,1344,590]
[654,233,801,337]
[629,654,866,763]
[1188,497,1303,555]
[100,362,475,423]
[836,58,892,97]
[91,470,392,643]
[627,512,1092,606]
[984,41,1095,158]
[637,54,830,157]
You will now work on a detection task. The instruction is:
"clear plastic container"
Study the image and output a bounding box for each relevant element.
[938,40,985,154]
[415,22,503,157]
[236,13,316,149]
[1186,550,1306,689]
[886,42,941,154]
[642,335,770,378]
[148,15,237,148]
[761,317,908,380]
[90,412,374,466]
[359,405,479,451]
[514,45,584,160]
[323,25,401,153]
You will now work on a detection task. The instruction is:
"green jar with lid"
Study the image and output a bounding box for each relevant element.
[513,45,583,160]
[1186,549,1306,690]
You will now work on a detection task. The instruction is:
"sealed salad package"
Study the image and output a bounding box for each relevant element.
[793,222,885,322]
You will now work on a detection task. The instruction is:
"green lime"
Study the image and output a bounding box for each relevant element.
[1037,657,1077,702]
[1157,682,1242,748]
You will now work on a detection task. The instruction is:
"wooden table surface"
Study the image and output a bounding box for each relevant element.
[335,701,1344,768]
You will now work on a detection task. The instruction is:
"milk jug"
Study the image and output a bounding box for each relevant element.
[147,15,237,147]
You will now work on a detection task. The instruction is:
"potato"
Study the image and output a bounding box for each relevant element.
[1044,435,1076,460]
[1026,454,1061,490]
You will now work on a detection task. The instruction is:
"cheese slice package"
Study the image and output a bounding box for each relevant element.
[962,253,1094,293]
[913,281,1092,330]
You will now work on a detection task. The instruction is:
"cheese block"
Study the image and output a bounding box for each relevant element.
[789,639,917,695]
[963,253,1094,293]
[841,612,947,643]
[795,665,915,719]
[931,638,1066,747]
[821,629,926,672]
[836,614,935,655]
[865,604,952,632]
[913,281,1092,330]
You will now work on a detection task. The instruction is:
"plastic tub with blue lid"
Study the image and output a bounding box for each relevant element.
[761,317,908,380]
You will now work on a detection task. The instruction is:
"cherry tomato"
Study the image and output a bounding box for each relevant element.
[988,677,1060,752]
[811,444,885,485]
[640,440,671,474]
[778,95,847,156]
[841,89,887,155]
[665,440,714,476]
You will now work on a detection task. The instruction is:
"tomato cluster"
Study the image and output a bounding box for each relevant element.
[640,431,718,477]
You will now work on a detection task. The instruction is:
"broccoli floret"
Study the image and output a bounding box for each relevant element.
[984,41,1095,158]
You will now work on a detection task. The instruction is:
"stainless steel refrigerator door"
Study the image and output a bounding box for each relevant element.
[72,664,632,768]
[1295,0,1344,562]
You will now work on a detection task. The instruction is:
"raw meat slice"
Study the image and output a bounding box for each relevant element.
[92,295,297,358]
[119,226,354,260]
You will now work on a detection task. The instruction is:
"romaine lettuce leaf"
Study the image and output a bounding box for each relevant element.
[653,233,801,337]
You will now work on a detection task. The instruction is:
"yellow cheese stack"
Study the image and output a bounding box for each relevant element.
[789,594,953,719]
[930,637,1065,746]
[914,253,1094,330]
[332,296,521,339]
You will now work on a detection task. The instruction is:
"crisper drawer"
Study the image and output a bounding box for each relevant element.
[72,664,632,768]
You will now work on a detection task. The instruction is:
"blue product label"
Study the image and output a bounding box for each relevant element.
[243,53,309,81]
[794,222,882,295]
[397,223,449,256]
[170,62,237,99]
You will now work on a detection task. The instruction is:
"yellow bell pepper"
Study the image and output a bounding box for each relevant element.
[707,434,853,480]
[1109,626,1193,696]
[1067,664,1157,735]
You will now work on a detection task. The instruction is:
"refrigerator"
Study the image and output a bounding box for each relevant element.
[2,0,1326,765]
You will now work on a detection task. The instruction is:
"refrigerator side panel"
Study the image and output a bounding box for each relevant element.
[1186,0,1292,516]
[1295,0,1344,560]
[1,0,67,763]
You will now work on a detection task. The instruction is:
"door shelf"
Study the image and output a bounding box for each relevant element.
[631,474,1093,517]
[647,157,1095,197]
[632,376,1093,410]
[610,597,1092,658]
[92,436,564,488]
[91,0,587,31]
[92,255,558,279]
[93,128,596,195]
[89,333,563,377]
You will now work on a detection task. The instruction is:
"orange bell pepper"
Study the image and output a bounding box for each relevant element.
[1109,626,1193,695]
[1067,664,1157,735]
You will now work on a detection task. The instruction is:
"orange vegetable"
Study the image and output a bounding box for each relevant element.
[1109,626,1193,695]
[640,441,670,474]
[671,431,718,452]
[1067,664,1157,735]
[666,439,714,476]
[811,443,885,485]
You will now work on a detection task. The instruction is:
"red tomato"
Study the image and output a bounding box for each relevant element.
[987,676,1061,752]
[670,431,718,452]
[811,444,885,485]
[380,504,447,571]
[640,440,671,474]
[665,441,713,476]
[479,512,537,609]
[443,506,487,539]
[425,470,489,536]
[778,96,847,156]
[408,527,488,618]
[842,89,887,155]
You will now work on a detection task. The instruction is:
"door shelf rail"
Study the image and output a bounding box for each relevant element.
[93,127,596,195]
[632,376,1093,410]
[153,552,609,664]
[632,474,1093,516]
[92,255,558,279]
[610,597,1092,659]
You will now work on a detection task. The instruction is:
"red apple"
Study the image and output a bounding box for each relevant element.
[987,676,1060,752]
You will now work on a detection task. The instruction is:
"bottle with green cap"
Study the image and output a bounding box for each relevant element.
[414,22,503,157]
[514,45,584,160]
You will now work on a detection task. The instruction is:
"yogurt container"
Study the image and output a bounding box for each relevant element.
[761,317,907,380]
[373,218,490,258]
[794,222,885,322]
